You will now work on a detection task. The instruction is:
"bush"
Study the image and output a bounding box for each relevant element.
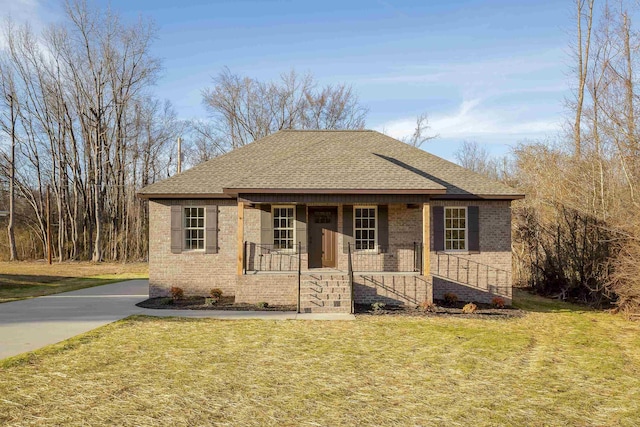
[418,300,437,312]
[443,292,458,306]
[209,288,223,301]
[462,302,478,314]
[170,286,184,300]
[492,297,506,308]
[371,302,386,312]
[256,301,269,309]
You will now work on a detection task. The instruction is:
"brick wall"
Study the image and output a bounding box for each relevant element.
[354,274,432,306]
[148,199,238,298]
[236,274,298,305]
[430,200,513,304]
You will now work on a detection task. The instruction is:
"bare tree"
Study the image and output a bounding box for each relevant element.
[401,113,438,148]
[0,59,18,260]
[571,0,595,157]
[0,1,174,262]
[201,68,368,152]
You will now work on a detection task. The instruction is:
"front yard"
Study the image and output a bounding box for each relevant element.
[0,261,148,302]
[1,290,639,426]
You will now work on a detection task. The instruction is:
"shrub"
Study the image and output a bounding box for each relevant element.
[419,300,437,312]
[462,302,478,314]
[443,292,458,306]
[256,301,269,309]
[492,296,506,308]
[209,288,223,301]
[371,302,386,312]
[170,286,184,300]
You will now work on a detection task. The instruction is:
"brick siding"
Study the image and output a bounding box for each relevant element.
[148,198,513,305]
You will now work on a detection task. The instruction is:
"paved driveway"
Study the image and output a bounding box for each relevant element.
[0,279,355,360]
[0,280,149,360]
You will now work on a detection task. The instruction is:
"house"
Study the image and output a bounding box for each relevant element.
[138,130,524,313]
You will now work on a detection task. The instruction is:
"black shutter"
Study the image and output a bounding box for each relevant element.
[342,205,354,253]
[170,205,182,254]
[433,206,444,252]
[295,205,307,252]
[260,204,273,246]
[205,205,218,254]
[468,206,480,253]
[377,205,388,250]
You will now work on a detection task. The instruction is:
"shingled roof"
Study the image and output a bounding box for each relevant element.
[138,130,523,199]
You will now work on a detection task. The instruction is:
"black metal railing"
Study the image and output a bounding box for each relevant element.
[432,252,512,293]
[347,242,354,314]
[244,242,303,272]
[350,242,423,273]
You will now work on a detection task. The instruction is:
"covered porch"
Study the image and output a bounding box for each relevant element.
[234,195,433,313]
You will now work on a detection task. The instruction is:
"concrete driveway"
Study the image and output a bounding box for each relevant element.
[0,279,354,360]
[0,280,149,360]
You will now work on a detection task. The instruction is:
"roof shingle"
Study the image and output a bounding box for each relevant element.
[138,130,523,199]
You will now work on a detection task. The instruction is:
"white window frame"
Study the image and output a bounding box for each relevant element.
[184,206,205,251]
[272,205,296,253]
[354,205,378,252]
[444,206,468,252]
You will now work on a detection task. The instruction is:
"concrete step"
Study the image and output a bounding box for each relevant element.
[301,280,350,286]
[301,276,350,282]
[300,286,350,293]
[300,306,351,314]
[301,293,348,301]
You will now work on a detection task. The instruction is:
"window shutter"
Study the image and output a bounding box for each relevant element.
[342,205,354,253]
[171,205,182,254]
[377,205,388,249]
[433,206,444,251]
[260,204,273,246]
[295,205,307,252]
[468,206,480,252]
[205,205,218,254]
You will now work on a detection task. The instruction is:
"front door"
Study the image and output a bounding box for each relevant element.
[308,207,338,268]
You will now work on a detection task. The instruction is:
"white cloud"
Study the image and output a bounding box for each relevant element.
[0,0,51,50]
[377,97,561,143]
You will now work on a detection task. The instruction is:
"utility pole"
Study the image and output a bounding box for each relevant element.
[177,137,182,174]
[46,185,52,265]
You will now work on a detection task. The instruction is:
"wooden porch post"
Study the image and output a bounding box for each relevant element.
[422,202,430,275]
[237,201,244,275]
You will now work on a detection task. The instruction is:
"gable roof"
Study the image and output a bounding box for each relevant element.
[138,130,523,199]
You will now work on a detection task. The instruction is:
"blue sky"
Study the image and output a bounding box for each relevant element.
[3,0,572,160]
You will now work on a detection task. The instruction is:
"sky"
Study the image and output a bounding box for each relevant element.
[1,0,573,161]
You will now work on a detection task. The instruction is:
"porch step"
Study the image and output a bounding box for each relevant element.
[300,275,352,313]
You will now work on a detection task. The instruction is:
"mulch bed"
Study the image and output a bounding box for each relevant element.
[136,296,296,312]
[355,300,525,319]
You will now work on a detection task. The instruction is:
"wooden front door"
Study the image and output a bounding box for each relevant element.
[308,207,338,268]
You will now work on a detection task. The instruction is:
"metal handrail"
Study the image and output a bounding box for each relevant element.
[432,251,512,291]
[297,242,301,313]
[350,243,422,273]
[244,242,301,272]
[348,242,354,314]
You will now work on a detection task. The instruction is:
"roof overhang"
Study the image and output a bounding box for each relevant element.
[137,192,233,200]
[430,193,525,201]
[222,188,447,196]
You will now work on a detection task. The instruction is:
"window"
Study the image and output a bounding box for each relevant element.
[184,207,205,250]
[273,206,295,250]
[354,206,376,250]
[445,207,467,251]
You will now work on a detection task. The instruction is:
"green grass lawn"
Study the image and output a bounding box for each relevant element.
[0,261,148,302]
[1,289,639,426]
